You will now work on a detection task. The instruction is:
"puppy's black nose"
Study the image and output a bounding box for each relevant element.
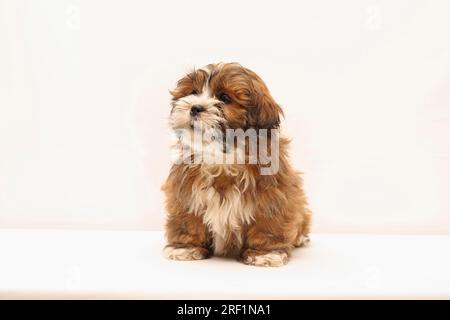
[190,105,205,117]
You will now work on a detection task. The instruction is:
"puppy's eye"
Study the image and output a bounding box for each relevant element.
[190,90,198,95]
[218,93,232,104]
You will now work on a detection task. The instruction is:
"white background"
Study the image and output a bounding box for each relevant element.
[1,0,449,234]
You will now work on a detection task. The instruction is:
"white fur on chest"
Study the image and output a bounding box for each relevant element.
[188,165,254,255]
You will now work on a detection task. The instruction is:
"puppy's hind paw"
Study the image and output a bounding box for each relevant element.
[294,235,310,247]
[163,245,209,261]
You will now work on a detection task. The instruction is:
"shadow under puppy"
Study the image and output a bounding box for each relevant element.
[162,63,311,267]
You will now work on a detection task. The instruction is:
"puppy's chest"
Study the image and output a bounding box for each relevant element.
[189,167,254,255]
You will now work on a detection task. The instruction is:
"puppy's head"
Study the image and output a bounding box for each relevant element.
[169,63,283,132]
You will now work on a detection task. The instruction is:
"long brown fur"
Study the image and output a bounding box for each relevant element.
[163,63,311,266]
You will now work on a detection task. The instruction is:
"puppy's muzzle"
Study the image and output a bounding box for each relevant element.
[190,105,205,117]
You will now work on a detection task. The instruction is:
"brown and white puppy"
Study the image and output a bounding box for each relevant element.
[162,63,311,267]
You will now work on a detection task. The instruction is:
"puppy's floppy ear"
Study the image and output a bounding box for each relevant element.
[249,79,284,129]
[169,68,208,100]
[170,72,194,100]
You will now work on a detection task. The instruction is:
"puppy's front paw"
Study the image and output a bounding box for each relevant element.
[240,249,289,267]
[164,245,209,261]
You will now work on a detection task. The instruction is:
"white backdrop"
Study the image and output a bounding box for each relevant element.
[0,0,449,233]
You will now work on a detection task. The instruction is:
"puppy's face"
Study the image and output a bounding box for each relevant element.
[169,63,283,132]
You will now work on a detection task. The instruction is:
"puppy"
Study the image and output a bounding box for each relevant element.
[162,63,311,267]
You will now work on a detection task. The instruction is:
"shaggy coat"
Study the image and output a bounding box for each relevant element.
[163,63,311,266]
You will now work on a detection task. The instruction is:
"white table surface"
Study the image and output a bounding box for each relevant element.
[0,229,449,299]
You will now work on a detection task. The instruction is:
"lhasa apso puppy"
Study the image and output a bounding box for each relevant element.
[162,63,311,267]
